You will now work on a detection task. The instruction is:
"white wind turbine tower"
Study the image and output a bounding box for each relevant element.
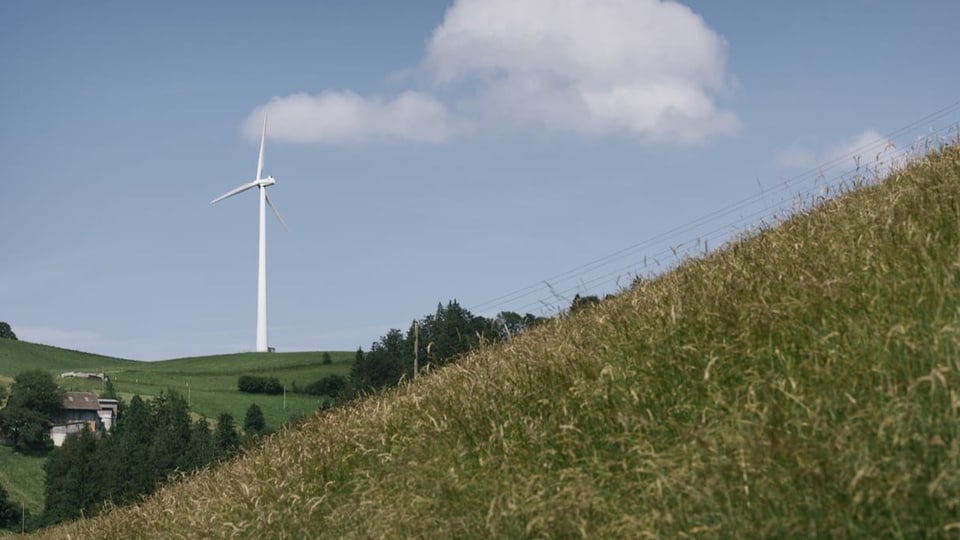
[211,115,287,353]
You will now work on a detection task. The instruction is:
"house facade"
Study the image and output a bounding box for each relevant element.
[50,392,117,447]
[98,398,119,431]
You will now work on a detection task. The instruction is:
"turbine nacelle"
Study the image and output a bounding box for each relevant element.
[210,176,286,229]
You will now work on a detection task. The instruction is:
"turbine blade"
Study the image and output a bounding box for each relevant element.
[265,192,288,230]
[210,180,258,204]
[256,114,267,180]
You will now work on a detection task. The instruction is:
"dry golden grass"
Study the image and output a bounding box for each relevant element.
[30,143,960,538]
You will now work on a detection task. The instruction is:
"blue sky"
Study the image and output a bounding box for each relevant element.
[2,1,958,361]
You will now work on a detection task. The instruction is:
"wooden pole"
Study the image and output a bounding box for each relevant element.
[413,321,419,379]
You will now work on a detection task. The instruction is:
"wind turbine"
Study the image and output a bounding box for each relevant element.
[211,115,287,353]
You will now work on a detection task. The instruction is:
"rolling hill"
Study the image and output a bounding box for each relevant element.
[21,143,960,537]
[0,341,352,428]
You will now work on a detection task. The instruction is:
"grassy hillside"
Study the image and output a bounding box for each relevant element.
[0,447,45,515]
[30,144,960,537]
[0,340,138,377]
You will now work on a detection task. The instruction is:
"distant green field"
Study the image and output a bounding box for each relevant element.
[0,340,138,376]
[0,342,352,429]
[0,340,352,519]
[101,351,353,428]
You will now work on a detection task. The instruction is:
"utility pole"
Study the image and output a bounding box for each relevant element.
[413,321,419,379]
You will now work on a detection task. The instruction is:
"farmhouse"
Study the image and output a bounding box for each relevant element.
[60,371,109,382]
[49,392,119,447]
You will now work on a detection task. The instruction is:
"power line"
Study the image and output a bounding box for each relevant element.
[469,100,960,317]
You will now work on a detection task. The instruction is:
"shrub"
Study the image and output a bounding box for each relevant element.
[303,374,347,397]
[237,375,283,395]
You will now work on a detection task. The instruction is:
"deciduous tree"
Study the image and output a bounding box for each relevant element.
[3,370,63,416]
[495,311,547,339]
[569,293,601,315]
[304,374,347,397]
[0,370,63,452]
[0,322,16,341]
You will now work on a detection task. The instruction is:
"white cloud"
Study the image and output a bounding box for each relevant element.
[244,91,466,144]
[773,143,818,168]
[247,0,737,144]
[830,130,896,168]
[425,0,738,141]
[775,130,898,172]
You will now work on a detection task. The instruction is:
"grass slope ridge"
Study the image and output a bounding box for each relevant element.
[0,340,139,380]
[39,146,960,538]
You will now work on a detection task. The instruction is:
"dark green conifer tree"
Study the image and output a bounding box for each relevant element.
[42,427,102,525]
[179,417,217,472]
[214,413,240,457]
[243,403,266,438]
[148,391,191,482]
[103,395,155,503]
[0,481,19,530]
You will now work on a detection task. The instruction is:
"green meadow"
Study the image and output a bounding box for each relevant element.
[74,351,352,428]
[0,446,45,516]
[0,341,352,520]
[0,342,352,430]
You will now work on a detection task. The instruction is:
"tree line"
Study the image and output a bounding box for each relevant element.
[40,390,268,527]
[262,297,604,402]
[235,301,554,404]
[349,300,549,393]
[0,368,268,531]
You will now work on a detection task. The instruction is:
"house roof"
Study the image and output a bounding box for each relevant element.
[63,392,101,411]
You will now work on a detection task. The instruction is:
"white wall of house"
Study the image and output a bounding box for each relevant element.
[50,420,96,447]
